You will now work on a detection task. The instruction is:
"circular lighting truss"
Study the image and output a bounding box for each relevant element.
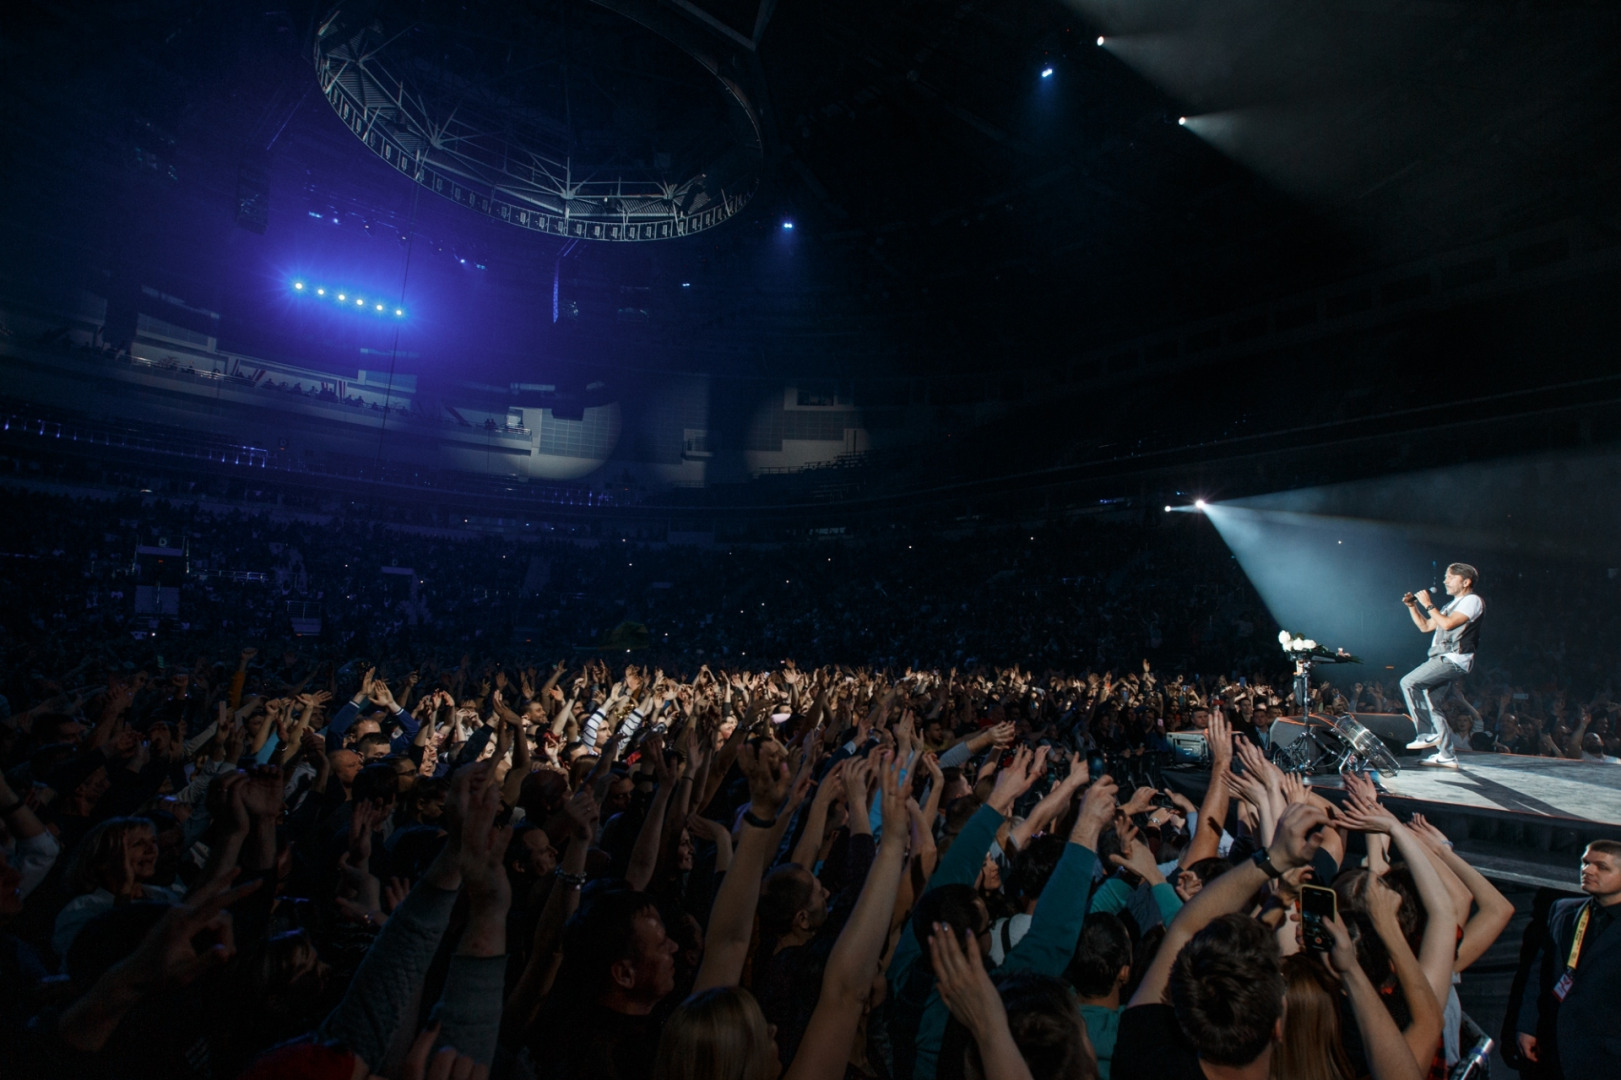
[313,1,764,242]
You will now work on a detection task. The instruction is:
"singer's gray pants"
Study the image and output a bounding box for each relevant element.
[1400,657,1467,753]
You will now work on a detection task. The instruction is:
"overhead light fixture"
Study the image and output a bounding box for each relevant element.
[1097,36,1105,46]
[1178,116,1189,126]
[1040,67,1054,78]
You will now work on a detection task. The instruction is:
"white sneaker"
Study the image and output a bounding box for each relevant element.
[1416,750,1459,769]
[1406,733,1442,750]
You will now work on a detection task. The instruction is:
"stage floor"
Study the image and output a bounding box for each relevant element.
[1340,750,1621,826]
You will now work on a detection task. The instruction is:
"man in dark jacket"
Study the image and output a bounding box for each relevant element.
[1517,840,1621,1079]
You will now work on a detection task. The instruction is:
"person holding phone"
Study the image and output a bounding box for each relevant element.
[1399,563,1483,769]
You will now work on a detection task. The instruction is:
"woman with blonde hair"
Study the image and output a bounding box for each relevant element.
[654,985,781,1080]
[52,815,186,959]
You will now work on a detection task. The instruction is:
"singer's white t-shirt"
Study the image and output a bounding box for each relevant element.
[1434,594,1484,671]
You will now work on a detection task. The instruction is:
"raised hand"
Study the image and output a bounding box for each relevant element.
[1207,709,1234,772]
[986,746,1039,815]
[459,769,512,912]
[928,923,1018,1052]
[1280,771,1310,807]
[238,764,284,821]
[1062,753,1090,790]
[1267,801,1330,872]
[1072,774,1118,850]
[562,786,600,842]
[738,737,792,817]
[113,871,259,989]
[1406,812,1452,850]
[348,800,377,866]
[1109,820,1166,883]
[1322,912,1360,980]
[1120,784,1160,817]
[1338,772,1399,834]
[876,750,910,839]
[368,678,397,710]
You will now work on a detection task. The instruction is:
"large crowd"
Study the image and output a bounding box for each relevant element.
[4,489,1619,762]
[1,487,1620,1079]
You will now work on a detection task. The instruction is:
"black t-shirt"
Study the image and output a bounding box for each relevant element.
[532,1002,664,1080]
[1112,1004,1204,1080]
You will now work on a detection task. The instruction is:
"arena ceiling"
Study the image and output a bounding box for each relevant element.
[1,0,1618,388]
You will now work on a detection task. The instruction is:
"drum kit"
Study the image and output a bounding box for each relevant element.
[1167,644,1417,776]
[1166,712,1412,776]
[1267,712,1409,776]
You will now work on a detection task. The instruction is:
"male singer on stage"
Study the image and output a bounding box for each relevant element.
[1399,562,1483,769]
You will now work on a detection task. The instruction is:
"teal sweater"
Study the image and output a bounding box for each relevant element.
[889,804,1100,1080]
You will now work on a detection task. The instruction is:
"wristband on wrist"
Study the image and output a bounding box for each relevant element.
[742,809,778,829]
[1252,848,1285,880]
[554,867,586,888]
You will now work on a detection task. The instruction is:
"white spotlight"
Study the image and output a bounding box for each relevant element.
[1097,36,1105,46]
[1164,505,1172,512]
[1178,116,1188,126]
[1194,499,1208,509]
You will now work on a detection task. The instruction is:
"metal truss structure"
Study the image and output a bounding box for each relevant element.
[313,1,764,242]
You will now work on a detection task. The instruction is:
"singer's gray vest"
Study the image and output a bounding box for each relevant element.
[1427,596,1482,659]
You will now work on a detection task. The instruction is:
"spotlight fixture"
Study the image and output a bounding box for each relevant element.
[316,288,325,295]
[336,293,346,301]
[1040,67,1054,78]
[375,303,384,310]
[394,308,404,316]
[1164,505,1172,512]
[1194,499,1208,509]
[1178,116,1188,126]
[293,281,305,290]
[1097,36,1105,46]
[781,220,794,230]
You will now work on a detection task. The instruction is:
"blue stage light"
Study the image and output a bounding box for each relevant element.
[1041,67,1054,78]
[293,281,305,291]
[355,298,364,306]
[336,293,346,301]
[316,288,325,295]
[781,220,794,230]
[394,308,404,317]
[375,303,384,311]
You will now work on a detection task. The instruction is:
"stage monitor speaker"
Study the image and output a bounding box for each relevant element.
[1351,712,1418,750]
